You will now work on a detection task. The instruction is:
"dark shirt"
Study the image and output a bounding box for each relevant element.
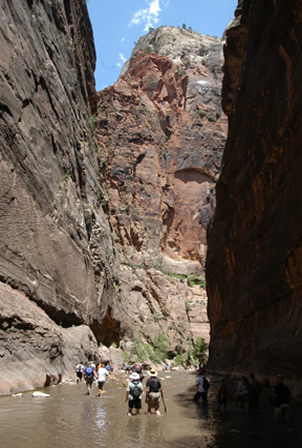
[274,383,290,405]
[146,376,161,392]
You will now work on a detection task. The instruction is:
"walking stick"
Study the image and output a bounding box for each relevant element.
[161,392,167,413]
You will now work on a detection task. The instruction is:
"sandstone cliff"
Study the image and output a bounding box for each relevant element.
[206,0,302,398]
[0,0,129,393]
[0,5,228,393]
[95,27,227,362]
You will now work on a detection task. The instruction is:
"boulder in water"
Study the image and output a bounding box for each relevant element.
[32,391,50,398]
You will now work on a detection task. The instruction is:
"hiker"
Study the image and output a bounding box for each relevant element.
[126,372,144,416]
[145,368,164,416]
[134,363,144,382]
[76,362,85,382]
[270,374,291,420]
[248,373,262,408]
[96,362,110,397]
[84,361,96,395]
[193,371,210,404]
[215,378,228,412]
[233,376,248,407]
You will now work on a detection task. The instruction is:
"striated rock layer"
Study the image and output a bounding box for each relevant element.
[206,0,302,398]
[95,27,227,356]
[0,0,129,393]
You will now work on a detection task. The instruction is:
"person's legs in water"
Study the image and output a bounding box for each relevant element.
[201,392,208,403]
[149,392,160,415]
[134,397,141,415]
[193,391,202,402]
[86,378,93,395]
[128,398,134,416]
[147,394,154,414]
[98,381,105,397]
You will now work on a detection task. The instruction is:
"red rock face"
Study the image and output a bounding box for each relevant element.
[95,27,227,353]
[206,0,302,398]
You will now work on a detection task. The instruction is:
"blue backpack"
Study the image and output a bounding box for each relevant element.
[85,366,94,378]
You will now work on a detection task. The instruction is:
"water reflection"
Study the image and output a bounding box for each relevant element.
[0,372,301,448]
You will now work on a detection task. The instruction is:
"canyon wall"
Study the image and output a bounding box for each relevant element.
[95,27,227,362]
[0,2,229,393]
[206,0,302,398]
[0,0,129,393]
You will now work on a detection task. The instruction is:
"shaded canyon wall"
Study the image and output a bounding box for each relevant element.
[206,0,302,398]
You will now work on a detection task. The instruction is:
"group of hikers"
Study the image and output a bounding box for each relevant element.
[193,369,291,419]
[76,361,112,397]
[76,361,291,419]
[75,361,165,416]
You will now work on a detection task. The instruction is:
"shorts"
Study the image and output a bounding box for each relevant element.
[98,381,105,390]
[77,372,83,380]
[86,378,94,386]
[129,398,142,409]
[147,392,161,409]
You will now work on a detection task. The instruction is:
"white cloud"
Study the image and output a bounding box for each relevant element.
[119,53,127,63]
[129,0,169,32]
[116,53,127,68]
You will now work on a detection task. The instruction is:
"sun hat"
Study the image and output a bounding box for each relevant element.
[148,368,157,376]
[130,372,140,380]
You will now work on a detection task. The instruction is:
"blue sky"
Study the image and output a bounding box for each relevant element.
[87,0,238,91]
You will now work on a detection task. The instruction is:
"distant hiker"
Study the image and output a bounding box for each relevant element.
[270,374,291,420]
[248,373,262,408]
[84,361,96,395]
[193,372,210,404]
[76,362,85,382]
[126,372,144,416]
[134,363,144,382]
[233,376,248,407]
[145,368,164,416]
[96,363,110,397]
[215,378,228,412]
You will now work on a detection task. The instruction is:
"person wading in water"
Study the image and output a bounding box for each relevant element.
[126,372,144,416]
[84,361,96,395]
[145,368,164,416]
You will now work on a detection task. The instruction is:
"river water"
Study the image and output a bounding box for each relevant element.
[0,371,301,448]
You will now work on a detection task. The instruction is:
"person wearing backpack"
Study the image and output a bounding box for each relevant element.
[75,362,84,382]
[193,371,210,404]
[84,361,96,395]
[145,368,164,415]
[126,372,144,416]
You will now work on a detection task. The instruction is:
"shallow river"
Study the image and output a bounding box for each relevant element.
[1,371,301,448]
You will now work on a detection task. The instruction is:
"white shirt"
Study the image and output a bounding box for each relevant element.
[97,367,109,382]
[196,376,206,393]
[127,380,143,399]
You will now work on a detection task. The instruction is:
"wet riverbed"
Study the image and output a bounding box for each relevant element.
[0,371,301,448]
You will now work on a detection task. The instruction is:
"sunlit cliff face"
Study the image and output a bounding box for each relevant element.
[94,26,227,355]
